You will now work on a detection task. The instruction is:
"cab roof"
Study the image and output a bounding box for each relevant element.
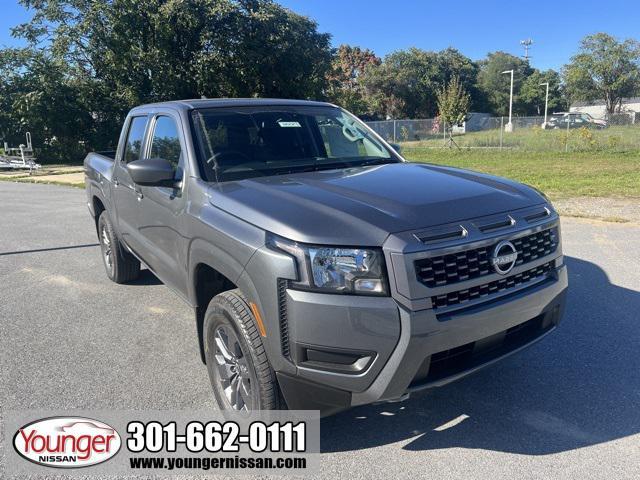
[131,98,335,112]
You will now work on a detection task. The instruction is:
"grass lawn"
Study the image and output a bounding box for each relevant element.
[402,148,640,199]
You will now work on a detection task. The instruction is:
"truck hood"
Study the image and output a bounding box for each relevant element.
[207,163,545,246]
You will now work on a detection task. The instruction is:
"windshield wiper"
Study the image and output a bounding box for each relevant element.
[283,163,346,175]
[267,158,394,177]
[294,159,394,174]
[358,158,396,167]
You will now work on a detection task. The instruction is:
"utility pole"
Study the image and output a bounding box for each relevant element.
[540,82,550,128]
[502,70,514,132]
[520,39,533,62]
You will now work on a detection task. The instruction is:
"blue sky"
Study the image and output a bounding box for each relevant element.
[2,0,639,71]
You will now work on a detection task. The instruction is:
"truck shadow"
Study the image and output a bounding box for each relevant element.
[321,256,640,455]
[128,268,163,286]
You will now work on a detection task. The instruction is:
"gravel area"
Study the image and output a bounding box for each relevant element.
[555,196,640,223]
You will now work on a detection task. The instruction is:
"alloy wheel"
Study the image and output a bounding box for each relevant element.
[100,225,113,274]
[213,324,253,411]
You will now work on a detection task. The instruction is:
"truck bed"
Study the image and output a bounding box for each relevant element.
[84,151,115,184]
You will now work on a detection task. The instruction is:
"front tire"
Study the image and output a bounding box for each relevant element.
[98,211,140,284]
[204,289,284,412]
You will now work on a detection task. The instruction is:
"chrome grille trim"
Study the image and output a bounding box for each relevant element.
[415,227,558,288]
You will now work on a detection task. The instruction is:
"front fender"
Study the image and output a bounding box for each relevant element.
[185,203,267,307]
[187,237,249,301]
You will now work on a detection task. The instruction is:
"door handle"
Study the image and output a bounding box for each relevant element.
[113,178,119,187]
[136,189,143,201]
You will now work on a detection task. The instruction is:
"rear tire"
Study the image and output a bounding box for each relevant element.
[204,289,285,412]
[98,211,140,284]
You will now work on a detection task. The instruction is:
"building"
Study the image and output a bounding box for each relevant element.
[570,97,640,121]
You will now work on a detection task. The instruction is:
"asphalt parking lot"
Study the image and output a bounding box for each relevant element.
[1,181,639,479]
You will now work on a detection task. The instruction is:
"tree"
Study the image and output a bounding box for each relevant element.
[0,48,95,162]
[326,45,380,115]
[563,33,640,114]
[436,48,482,111]
[360,47,478,119]
[518,69,567,116]
[17,0,333,100]
[436,75,470,147]
[477,51,533,115]
[4,0,333,162]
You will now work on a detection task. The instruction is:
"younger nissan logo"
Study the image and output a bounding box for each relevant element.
[491,240,518,275]
[13,417,121,468]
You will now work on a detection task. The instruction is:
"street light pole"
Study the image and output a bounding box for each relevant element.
[502,69,514,132]
[540,82,549,128]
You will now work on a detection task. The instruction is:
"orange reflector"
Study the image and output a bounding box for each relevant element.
[249,302,267,337]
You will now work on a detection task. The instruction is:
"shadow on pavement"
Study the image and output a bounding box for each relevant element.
[128,268,164,286]
[321,256,640,455]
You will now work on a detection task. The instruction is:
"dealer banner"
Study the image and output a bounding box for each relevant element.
[3,410,320,476]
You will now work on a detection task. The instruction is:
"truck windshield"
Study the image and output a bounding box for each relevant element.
[191,106,399,182]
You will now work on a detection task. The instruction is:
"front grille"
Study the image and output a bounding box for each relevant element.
[415,227,558,288]
[432,261,554,310]
[277,279,291,358]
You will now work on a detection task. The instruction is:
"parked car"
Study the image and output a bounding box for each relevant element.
[547,112,608,129]
[84,99,568,416]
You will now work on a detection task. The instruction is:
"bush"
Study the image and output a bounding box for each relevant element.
[576,127,598,150]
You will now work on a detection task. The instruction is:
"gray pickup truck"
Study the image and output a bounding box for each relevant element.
[84,98,567,416]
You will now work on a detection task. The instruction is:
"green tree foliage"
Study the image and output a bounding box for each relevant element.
[0,48,95,161]
[436,48,482,111]
[477,51,533,116]
[361,47,479,119]
[519,69,567,116]
[563,33,640,114]
[436,75,470,128]
[326,44,380,116]
[2,0,332,162]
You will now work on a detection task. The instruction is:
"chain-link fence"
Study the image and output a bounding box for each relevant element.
[608,112,640,125]
[366,113,640,153]
[366,119,444,143]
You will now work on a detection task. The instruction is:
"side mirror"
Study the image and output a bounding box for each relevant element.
[127,158,176,187]
[389,143,402,154]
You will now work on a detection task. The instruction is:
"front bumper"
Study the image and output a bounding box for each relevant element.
[266,209,568,415]
[276,264,566,415]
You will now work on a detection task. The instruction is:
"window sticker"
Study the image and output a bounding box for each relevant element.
[277,121,302,128]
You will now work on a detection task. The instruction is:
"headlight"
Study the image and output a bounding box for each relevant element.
[268,235,389,296]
